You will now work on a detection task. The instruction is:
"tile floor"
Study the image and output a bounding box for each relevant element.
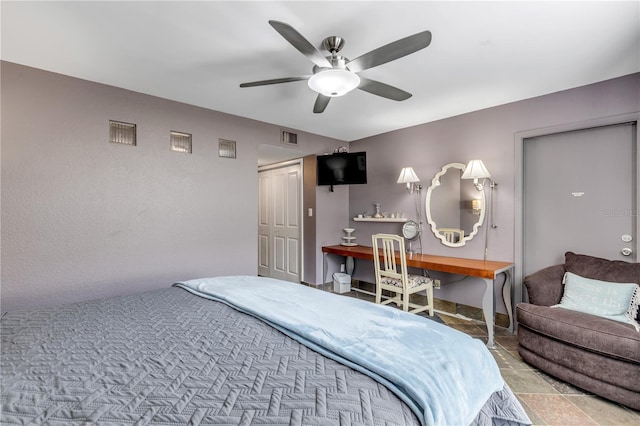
[313,283,640,426]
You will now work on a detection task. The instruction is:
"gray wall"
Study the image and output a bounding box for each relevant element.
[349,73,640,314]
[1,62,347,312]
[3,61,638,315]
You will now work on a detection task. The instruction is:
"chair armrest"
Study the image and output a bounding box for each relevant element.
[523,264,566,306]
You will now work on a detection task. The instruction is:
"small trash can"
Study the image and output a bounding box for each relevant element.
[333,272,352,294]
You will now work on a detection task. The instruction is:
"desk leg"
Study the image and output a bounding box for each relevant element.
[502,269,514,333]
[323,252,328,284]
[346,256,354,276]
[322,253,353,284]
[482,278,496,349]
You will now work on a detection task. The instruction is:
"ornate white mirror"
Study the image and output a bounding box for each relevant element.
[425,162,486,247]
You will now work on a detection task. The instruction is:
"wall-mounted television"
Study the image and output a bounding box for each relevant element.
[317,152,367,189]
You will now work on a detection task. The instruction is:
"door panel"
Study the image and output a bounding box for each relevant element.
[258,235,269,270]
[274,236,286,273]
[524,123,636,277]
[287,171,300,229]
[287,238,299,275]
[274,173,286,227]
[257,174,271,277]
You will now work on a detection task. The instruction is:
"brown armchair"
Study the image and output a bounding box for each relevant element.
[516,252,640,410]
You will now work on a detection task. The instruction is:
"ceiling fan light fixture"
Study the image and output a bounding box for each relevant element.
[307,69,360,97]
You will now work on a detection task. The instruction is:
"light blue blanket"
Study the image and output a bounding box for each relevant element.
[175,276,504,426]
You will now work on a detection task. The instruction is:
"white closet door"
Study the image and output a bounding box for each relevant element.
[258,163,302,283]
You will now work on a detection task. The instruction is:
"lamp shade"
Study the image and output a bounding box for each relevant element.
[461,160,491,180]
[397,167,420,184]
[307,69,361,97]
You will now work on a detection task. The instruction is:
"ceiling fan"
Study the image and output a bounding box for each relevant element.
[240,21,432,113]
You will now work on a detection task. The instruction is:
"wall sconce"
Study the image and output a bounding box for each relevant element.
[471,199,483,215]
[462,160,497,227]
[397,167,422,193]
[462,159,498,260]
[397,166,423,254]
[461,160,492,190]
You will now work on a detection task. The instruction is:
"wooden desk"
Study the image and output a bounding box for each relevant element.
[322,245,514,348]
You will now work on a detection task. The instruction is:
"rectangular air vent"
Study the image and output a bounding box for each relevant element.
[281,130,298,145]
[170,131,192,154]
[218,139,236,159]
[109,120,136,146]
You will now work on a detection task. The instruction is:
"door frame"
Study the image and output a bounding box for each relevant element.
[258,158,304,282]
[514,112,640,307]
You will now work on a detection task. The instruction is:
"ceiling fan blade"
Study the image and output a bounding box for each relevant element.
[240,76,311,88]
[347,30,432,73]
[313,94,331,113]
[269,20,332,69]
[357,77,412,101]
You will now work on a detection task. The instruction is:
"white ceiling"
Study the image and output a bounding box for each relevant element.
[2,1,639,142]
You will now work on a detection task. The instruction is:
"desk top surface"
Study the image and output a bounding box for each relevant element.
[322,245,513,279]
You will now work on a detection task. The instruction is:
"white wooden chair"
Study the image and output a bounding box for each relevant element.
[371,233,434,315]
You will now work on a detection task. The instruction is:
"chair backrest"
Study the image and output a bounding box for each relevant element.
[371,234,409,283]
[438,228,464,243]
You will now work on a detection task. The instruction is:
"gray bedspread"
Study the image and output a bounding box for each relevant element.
[1,287,529,425]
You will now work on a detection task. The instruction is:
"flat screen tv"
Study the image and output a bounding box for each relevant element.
[317,152,367,188]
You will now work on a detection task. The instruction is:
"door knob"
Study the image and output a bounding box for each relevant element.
[621,248,633,256]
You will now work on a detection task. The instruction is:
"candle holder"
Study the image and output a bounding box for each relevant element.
[373,203,383,218]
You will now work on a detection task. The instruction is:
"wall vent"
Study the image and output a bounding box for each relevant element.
[109,120,136,146]
[219,139,236,159]
[170,131,192,154]
[281,130,298,145]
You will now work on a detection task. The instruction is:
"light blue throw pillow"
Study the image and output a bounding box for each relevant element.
[553,272,639,330]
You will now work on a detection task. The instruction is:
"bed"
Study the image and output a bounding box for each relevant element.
[1,276,530,425]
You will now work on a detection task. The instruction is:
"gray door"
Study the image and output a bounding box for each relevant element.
[523,123,637,277]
